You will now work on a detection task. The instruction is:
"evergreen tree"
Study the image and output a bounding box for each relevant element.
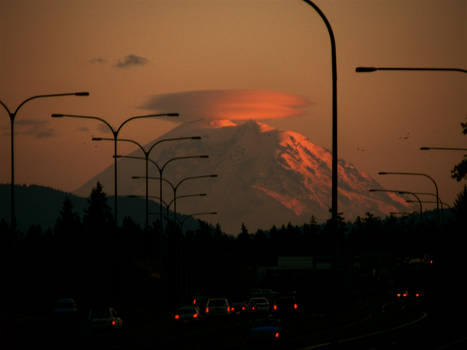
[451,118,467,181]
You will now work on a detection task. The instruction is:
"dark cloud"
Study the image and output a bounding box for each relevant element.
[89,57,107,64]
[115,54,149,68]
[2,119,57,139]
[140,90,311,121]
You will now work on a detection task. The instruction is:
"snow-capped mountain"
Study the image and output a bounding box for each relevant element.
[75,119,410,234]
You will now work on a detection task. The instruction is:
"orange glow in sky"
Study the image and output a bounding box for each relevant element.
[0,0,465,210]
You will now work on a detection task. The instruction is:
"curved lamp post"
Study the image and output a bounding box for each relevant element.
[0,91,89,230]
[369,188,423,216]
[302,0,338,225]
[123,154,209,230]
[420,147,467,152]
[356,67,466,74]
[136,174,218,223]
[94,136,201,228]
[378,171,439,213]
[51,112,179,224]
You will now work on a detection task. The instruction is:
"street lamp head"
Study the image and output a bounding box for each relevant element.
[74,92,90,96]
[356,67,377,73]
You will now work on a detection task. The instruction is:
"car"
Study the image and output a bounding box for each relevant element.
[230,301,249,316]
[272,296,299,315]
[174,304,202,323]
[205,298,231,316]
[88,307,123,332]
[248,317,285,345]
[249,297,270,313]
[53,298,78,314]
[394,288,424,300]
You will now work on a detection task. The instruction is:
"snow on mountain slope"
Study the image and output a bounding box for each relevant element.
[75,119,410,234]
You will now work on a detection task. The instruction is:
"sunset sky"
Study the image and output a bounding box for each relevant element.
[1,0,465,213]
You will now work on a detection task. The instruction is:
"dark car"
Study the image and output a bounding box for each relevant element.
[88,307,123,333]
[272,296,299,315]
[205,298,231,317]
[248,317,286,345]
[174,304,202,323]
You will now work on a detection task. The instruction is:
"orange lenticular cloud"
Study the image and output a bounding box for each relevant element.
[141,89,311,121]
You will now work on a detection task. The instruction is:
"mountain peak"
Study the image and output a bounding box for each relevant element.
[75,120,410,234]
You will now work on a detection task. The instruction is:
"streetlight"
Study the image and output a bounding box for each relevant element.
[420,147,467,151]
[121,154,209,230]
[94,136,201,228]
[378,171,439,213]
[134,174,218,222]
[369,188,423,216]
[302,0,338,225]
[0,91,89,230]
[356,67,466,74]
[51,112,179,224]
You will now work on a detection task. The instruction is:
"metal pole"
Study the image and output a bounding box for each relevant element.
[10,116,15,231]
[302,0,338,225]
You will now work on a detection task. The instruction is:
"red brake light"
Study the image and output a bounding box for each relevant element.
[112,319,116,326]
[293,303,298,310]
[174,314,180,320]
[396,293,401,298]
[193,313,198,318]
[273,305,277,311]
[227,306,231,312]
[403,293,408,297]
[205,307,209,313]
[242,306,246,311]
[275,332,280,339]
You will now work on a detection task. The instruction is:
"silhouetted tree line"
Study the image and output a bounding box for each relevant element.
[1,182,466,315]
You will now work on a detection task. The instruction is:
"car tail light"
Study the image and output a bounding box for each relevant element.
[275,332,280,339]
[112,319,116,326]
[193,313,198,318]
[396,293,401,298]
[293,303,298,310]
[403,293,408,297]
[415,293,420,298]
[252,306,255,311]
[231,306,235,312]
[273,305,277,311]
[227,306,231,313]
[242,306,246,311]
[175,314,180,320]
[205,307,209,314]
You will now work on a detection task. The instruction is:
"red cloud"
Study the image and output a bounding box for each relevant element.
[141,89,311,121]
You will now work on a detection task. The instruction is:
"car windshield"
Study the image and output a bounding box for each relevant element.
[209,299,227,307]
[251,298,268,304]
[91,309,111,318]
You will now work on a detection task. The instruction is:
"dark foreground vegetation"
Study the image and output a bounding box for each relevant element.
[1,183,466,348]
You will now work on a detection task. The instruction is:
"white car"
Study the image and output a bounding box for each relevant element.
[88,307,123,332]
